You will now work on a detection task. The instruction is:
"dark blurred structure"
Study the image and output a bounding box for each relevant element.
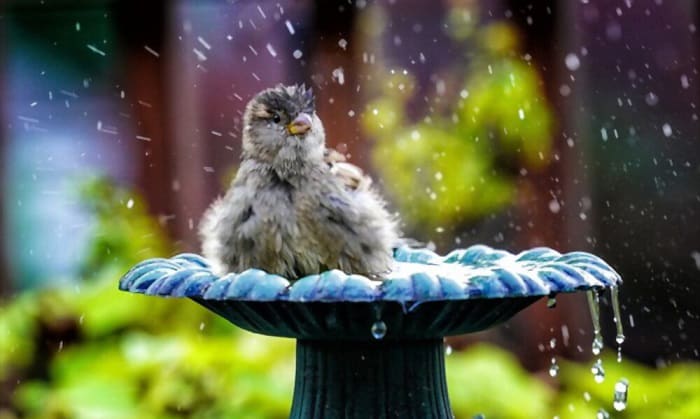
[1,0,698,371]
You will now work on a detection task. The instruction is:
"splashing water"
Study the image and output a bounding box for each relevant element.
[591,359,605,383]
[445,344,453,356]
[613,378,629,411]
[587,290,604,356]
[549,357,560,377]
[371,321,387,339]
[547,295,557,308]
[596,408,610,419]
[611,286,625,344]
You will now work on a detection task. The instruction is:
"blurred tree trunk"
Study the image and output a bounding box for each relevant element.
[0,7,11,296]
[112,1,188,247]
[500,0,593,370]
[309,1,365,165]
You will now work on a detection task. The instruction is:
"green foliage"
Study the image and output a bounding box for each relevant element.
[13,333,295,419]
[446,344,553,418]
[362,9,553,231]
[0,293,38,378]
[77,176,170,279]
[556,353,700,419]
[0,177,293,418]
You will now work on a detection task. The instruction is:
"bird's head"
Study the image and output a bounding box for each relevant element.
[242,84,325,173]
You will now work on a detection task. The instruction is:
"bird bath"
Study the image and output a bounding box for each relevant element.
[119,245,621,418]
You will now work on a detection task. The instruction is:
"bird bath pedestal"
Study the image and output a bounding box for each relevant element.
[120,245,621,418]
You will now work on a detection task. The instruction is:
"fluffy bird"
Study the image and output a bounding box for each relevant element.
[199,84,399,279]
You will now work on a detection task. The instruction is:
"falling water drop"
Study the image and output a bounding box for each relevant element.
[613,378,629,411]
[547,295,557,308]
[611,286,625,345]
[371,321,387,339]
[549,357,560,377]
[596,408,610,419]
[587,290,604,356]
[591,359,605,383]
[662,123,672,137]
[610,286,625,363]
[565,53,581,71]
[332,67,345,85]
[445,344,453,356]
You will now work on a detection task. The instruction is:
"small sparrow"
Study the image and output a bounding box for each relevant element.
[199,84,399,279]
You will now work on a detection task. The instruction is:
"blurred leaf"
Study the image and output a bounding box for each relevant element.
[558,352,700,419]
[446,344,553,418]
[362,14,553,232]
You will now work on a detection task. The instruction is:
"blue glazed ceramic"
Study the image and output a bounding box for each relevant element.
[119,245,620,340]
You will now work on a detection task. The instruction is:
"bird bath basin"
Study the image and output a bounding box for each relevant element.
[119,245,621,418]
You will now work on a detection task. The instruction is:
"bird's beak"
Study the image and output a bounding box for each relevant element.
[287,112,312,136]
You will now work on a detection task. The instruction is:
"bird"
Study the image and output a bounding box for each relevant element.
[199,84,399,280]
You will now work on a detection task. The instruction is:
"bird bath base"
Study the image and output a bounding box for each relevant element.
[292,339,450,419]
[120,246,621,418]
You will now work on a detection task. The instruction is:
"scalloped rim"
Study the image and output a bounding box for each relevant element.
[118,245,621,303]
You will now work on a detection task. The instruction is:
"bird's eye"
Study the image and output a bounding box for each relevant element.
[272,113,281,123]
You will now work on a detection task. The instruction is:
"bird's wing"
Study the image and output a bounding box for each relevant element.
[324,148,373,192]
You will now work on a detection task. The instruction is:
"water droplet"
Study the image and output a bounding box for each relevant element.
[338,38,348,50]
[331,67,345,85]
[547,295,557,308]
[617,346,623,363]
[680,74,689,89]
[548,199,561,214]
[565,53,581,71]
[613,378,629,411]
[284,20,295,35]
[549,357,559,377]
[518,108,525,120]
[472,414,486,419]
[587,291,604,356]
[645,92,659,106]
[611,286,625,351]
[445,345,453,356]
[371,321,387,339]
[549,338,557,349]
[662,123,672,137]
[591,359,605,383]
[583,391,591,402]
[126,199,134,209]
[292,49,303,59]
[596,408,610,419]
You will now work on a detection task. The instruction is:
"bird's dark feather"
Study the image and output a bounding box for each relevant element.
[256,85,315,119]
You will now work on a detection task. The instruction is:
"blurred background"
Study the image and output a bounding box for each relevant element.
[1,0,699,418]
